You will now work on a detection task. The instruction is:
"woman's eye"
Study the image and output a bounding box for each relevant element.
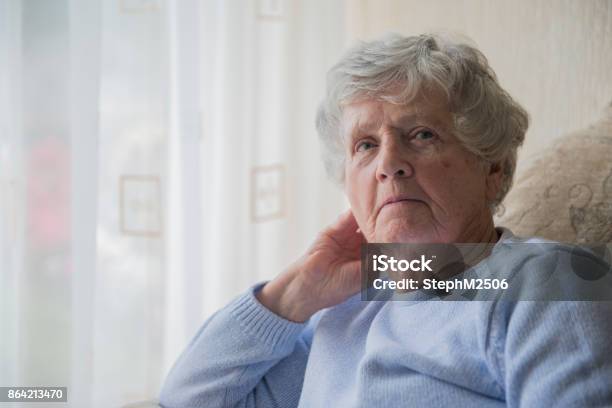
[414,130,436,141]
[356,141,376,152]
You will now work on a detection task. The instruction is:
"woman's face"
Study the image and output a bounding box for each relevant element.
[342,96,501,243]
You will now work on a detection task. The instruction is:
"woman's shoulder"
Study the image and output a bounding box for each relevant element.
[486,226,612,301]
[491,226,608,267]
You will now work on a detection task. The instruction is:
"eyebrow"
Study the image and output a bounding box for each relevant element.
[348,114,421,139]
[394,114,420,128]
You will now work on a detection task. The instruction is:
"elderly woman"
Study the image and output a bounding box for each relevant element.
[159,34,612,407]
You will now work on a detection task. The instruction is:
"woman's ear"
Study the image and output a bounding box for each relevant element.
[485,162,503,202]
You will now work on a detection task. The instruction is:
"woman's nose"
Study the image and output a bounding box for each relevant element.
[375,141,413,182]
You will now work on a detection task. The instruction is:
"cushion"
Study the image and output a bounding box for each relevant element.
[495,101,612,243]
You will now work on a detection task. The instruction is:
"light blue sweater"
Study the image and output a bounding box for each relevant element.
[159,230,612,407]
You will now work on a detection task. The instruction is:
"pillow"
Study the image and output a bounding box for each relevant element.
[495,101,612,243]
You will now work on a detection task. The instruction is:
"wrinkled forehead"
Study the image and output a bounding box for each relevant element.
[340,95,453,141]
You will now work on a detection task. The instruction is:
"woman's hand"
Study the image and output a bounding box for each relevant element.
[256,210,366,322]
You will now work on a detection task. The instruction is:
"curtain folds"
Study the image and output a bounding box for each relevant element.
[0,0,346,406]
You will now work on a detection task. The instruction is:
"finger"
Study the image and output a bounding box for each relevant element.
[349,227,368,248]
[329,209,359,235]
[330,212,368,251]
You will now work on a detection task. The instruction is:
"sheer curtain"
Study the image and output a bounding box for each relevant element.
[0,0,347,407]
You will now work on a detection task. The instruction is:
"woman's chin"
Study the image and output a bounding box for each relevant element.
[376,219,439,243]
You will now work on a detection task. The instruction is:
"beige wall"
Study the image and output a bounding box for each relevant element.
[344,0,612,175]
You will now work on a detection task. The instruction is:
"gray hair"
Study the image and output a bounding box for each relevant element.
[315,33,529,211]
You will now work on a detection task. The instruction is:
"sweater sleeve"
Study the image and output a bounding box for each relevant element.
[158,282,319,408]
[488,250,612,407]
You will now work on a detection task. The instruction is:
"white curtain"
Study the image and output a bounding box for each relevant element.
[0,0,347,407]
